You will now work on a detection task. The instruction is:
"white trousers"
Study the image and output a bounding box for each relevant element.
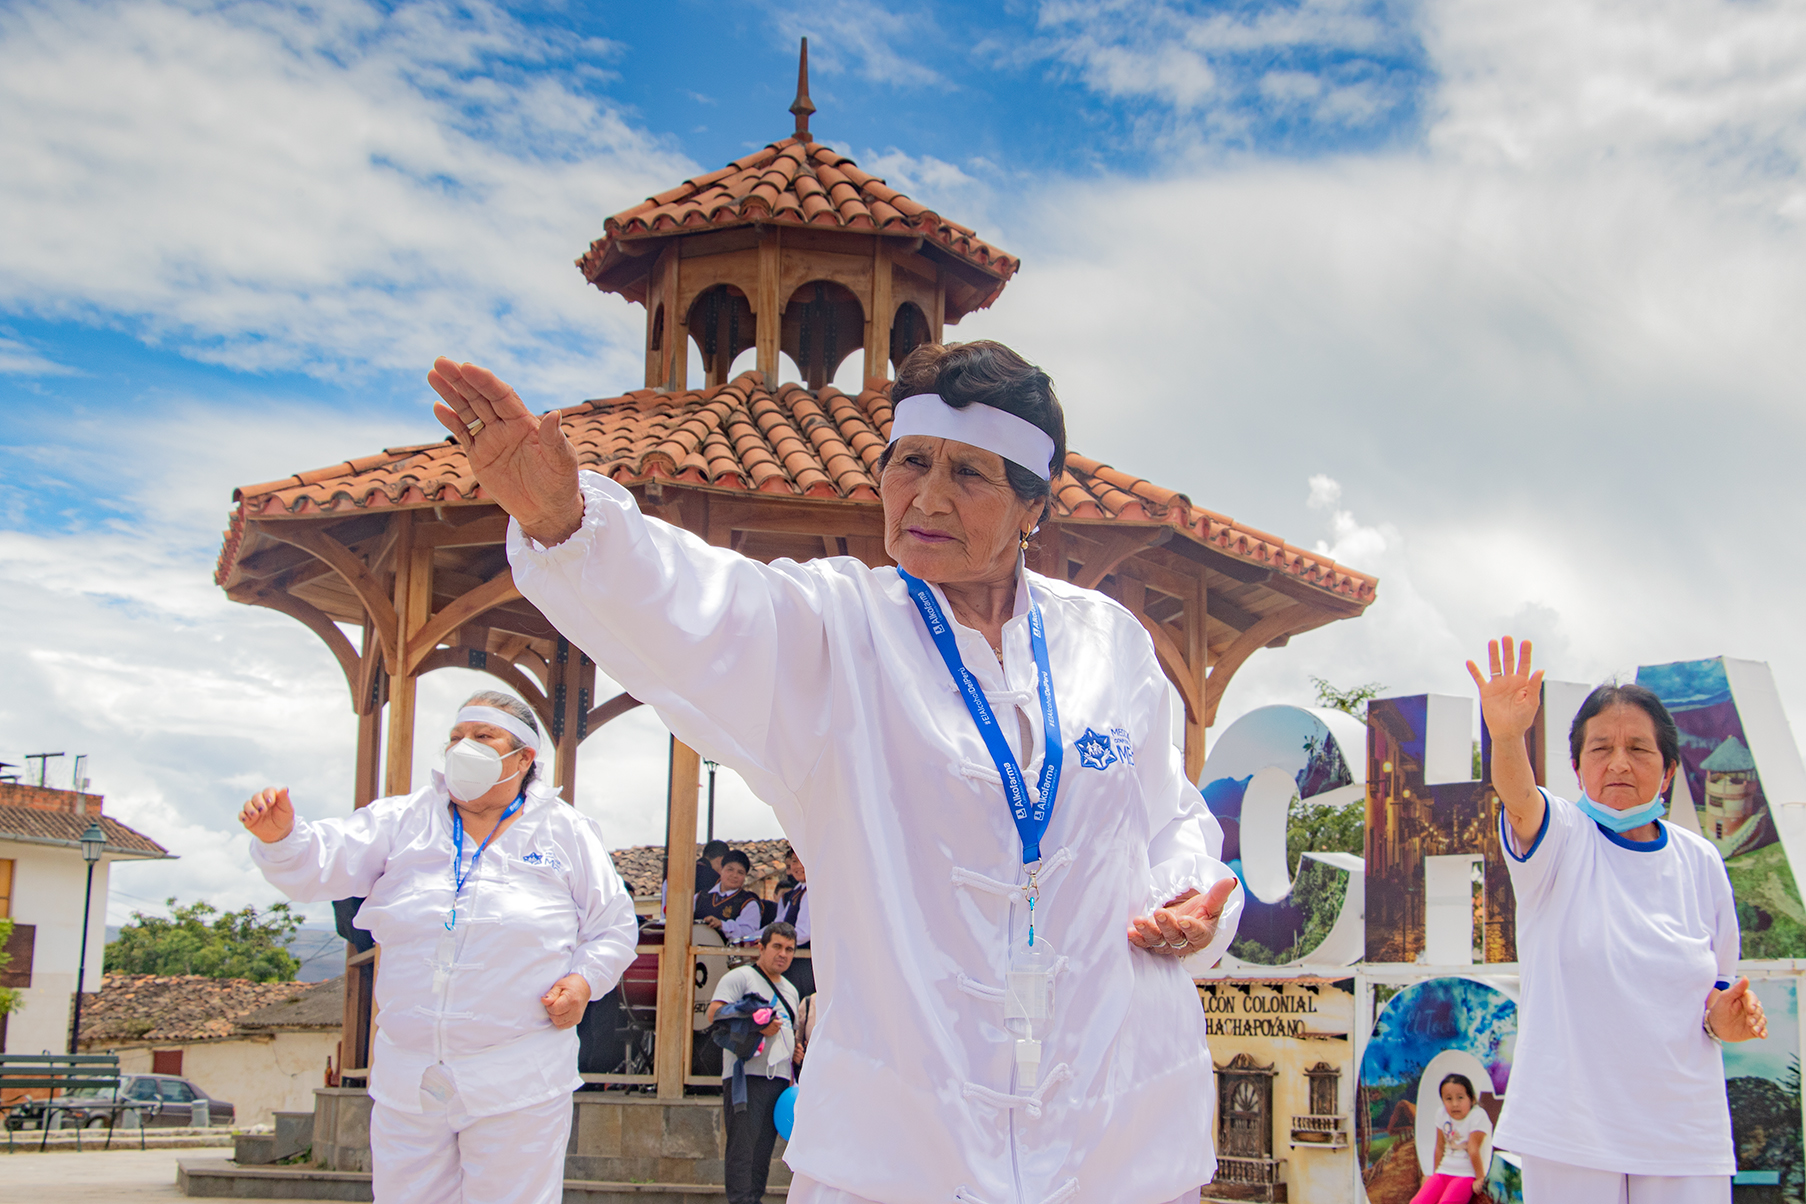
[789,1173,1200,1204]
[369,1064,572,1204]
[1519,1154,1731,1204]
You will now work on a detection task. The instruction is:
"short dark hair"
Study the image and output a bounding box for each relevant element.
[702,840,730,860]
[1569,682,1681,772]
[883,340,1067,520]
[761,921,797,946]
[720,849,751,871]
[1439,1073,1475,1102]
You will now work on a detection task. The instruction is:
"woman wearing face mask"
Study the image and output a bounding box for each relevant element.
[1471,638,1767,1204]
[239,690,639,1204]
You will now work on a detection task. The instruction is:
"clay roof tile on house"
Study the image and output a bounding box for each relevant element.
[76,974,312,1047]
[214,374,1376,608]
[236,975,347,1031]
[0,804,169,860]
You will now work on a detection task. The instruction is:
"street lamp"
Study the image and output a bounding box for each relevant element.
[67,822,106,1055]
[704,760,719,843]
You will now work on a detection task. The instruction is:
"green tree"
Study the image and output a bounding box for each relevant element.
[1311,676,1385,720]
[104,898,302,982]
[1286,792,1366,876]
[0,918,19,1016]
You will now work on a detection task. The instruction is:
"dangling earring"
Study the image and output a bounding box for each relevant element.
[1018,529,1032,552]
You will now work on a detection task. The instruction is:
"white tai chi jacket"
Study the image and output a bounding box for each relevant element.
[509,471,1244,1204]
[250,774,639,1117]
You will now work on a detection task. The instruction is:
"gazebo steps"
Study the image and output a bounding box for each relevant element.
[178,1159,787,1201]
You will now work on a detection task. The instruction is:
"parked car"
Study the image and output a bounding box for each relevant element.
[4,1073,236,1130]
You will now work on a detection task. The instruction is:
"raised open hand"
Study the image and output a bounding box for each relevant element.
[239,787,295,844]
[428,358,583,546]
[1128,876,1239,959]
[1708,977,1769,1043]
[1466,636,1544,744]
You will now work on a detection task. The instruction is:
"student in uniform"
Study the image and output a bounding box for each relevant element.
[778,845,814,998]
[696,839,730,896]
[239,691,639,1204]
[429,340,1244,1204]
[1470,637,1768,1203]
[696,849,763,943]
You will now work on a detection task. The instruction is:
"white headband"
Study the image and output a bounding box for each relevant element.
[888,394,1056,481]
[456,706,542,751]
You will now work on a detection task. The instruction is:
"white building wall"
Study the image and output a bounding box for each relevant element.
[113,1032,341,1126]
[2,836,113,1055]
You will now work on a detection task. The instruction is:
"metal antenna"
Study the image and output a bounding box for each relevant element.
[25,752,64,787]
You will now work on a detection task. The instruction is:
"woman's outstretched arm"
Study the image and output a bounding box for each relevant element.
[429,358,838,819]
[1467,636,1547,850]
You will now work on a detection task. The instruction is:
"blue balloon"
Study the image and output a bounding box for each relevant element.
[774,1085,799,1141]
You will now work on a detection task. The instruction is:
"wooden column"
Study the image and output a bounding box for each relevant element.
[655,737,702,1099]
[1185,574,1210,781]
[756,229,782,384]
[864,241,892,385]
[549,637,594,804]
[666,250,686,394]
[384,513,431,797]
[353,622,384,807]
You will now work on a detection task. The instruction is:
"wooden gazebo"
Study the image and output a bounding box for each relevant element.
[213,42,1377,1099]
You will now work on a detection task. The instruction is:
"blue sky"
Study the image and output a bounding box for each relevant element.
[4,0,1805,920]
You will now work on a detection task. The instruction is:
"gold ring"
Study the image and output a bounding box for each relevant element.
[466,418,485,436]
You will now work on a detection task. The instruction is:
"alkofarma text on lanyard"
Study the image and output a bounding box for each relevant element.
[446,794,525,931]
[899,568,1064,1089]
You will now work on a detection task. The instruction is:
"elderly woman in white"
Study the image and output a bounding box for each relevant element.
[239,690,638,1204]
[1472,639,1767,1203]
[428,340,1244,1204]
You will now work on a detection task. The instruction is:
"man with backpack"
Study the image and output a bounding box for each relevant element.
[706,923,801,1204]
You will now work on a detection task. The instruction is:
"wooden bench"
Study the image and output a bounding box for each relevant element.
[0,1053,151,1152]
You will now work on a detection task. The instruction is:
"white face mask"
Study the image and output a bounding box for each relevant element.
[443,737,525,803]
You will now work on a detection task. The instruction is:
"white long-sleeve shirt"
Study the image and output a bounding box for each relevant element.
[509,471,1244,1204]
[781,883,811,946]
[249,774,638,1117]
[702,883,765,943]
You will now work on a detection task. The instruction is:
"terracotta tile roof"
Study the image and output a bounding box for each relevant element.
[76,974,305,1047]
[235,976,345,1031]
[0,803,169,859]
[609,838,792,899]
[578,137,1017,310]
[216,374,1376,607]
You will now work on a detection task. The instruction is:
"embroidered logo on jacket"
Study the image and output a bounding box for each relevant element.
[1076,728,1119,771]
[1109,727,1136,766]
[522,850,564,870]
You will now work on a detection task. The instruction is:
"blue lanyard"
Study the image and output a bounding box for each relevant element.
[899,570,1064,866]
[446,794,525,930]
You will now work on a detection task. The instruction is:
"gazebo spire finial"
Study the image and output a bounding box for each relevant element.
[790,37,816,143]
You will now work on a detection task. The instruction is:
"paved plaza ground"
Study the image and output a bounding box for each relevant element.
[0,1148,265,1203]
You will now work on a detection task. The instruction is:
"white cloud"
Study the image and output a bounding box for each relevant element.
[1032,0,1420,133]
[762,0,946,90]
[0,0,693,399]
[0,400,783,927]
[952,0,1806,741]
[0,334,75,375]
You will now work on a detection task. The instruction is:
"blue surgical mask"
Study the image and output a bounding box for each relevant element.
[1576,787,1667,833]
